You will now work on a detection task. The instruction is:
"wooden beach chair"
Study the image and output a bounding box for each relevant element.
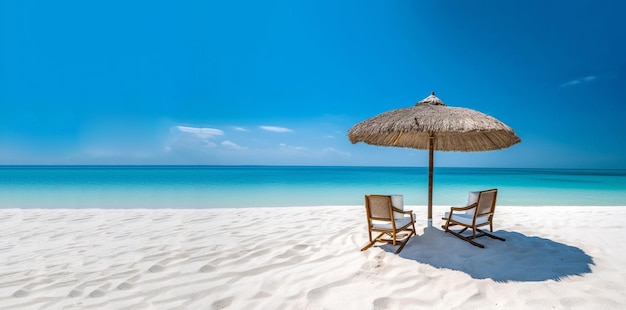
[442,188,505,248]
[361,195,416,254]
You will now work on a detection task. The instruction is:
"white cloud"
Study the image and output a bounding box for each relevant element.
[560,75,597,88]
[233,127,248,132]
[177,126,223,139]
[279,143,307,151]
[260,126,293,133]
[222,140,247,150]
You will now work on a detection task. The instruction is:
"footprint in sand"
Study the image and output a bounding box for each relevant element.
[117,275,141,290]
[306,287,325,302]
[253,291,272,299]
[12,289,29,298]
[147,255,186,273]
[372,253,384,268]
[373,297,393,308]
[148,264,165,273]
[293,244,308,251]
[88,283,111,298]
[211,297,233,309]
[360,252,385,271]
[199,264,216,273]
[68,289,82,298]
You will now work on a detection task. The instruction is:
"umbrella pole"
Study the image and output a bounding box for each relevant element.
[428,132,434,227]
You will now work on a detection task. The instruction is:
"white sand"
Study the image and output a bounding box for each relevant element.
[1,206,625,309]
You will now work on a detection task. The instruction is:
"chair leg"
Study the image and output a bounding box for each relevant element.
[443,220,504,248]
[442,221,470,235]
[361,232,385,251]
[394,239,409,254]
[477,229,505,241]
[446,229,485,248]
[393,227,415,254]
[362,227,416,254]
[360,240,376,252]
[443,217,451,231]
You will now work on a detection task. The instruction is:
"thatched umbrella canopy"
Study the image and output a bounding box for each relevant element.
[348,92,521,225]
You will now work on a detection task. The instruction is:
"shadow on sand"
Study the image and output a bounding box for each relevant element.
[385,227,594,282]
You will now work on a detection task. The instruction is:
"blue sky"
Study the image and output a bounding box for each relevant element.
[1,1,625,168]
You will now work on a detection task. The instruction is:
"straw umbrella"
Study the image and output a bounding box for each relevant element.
[348,92,521,226]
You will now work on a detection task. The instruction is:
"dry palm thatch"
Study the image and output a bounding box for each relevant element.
[348,92,521,151]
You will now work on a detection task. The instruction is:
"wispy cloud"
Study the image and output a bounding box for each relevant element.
[560,75,597,88]
[233,127,248,132]
[260,126,293,133]
[176,126,223,139]
[171,126,222,149]
[173,125,249,151]
[279,143,307,151]
[222,140,247,150]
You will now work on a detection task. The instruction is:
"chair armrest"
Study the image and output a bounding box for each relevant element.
[449,202,478,212]
[392,207,415,222]
[392,207,413,214]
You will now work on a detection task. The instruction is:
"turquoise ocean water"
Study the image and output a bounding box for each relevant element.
[0,166,625,208]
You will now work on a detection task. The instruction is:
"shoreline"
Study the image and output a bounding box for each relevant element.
[2,204,626,210]
[1,206,625,309]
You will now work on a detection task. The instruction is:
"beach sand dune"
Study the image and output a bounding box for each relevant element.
[0,206,625,309]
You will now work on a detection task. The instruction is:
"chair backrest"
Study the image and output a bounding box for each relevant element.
[475,189,498,218]
[391,194,404,220]
[365,195,393,221]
